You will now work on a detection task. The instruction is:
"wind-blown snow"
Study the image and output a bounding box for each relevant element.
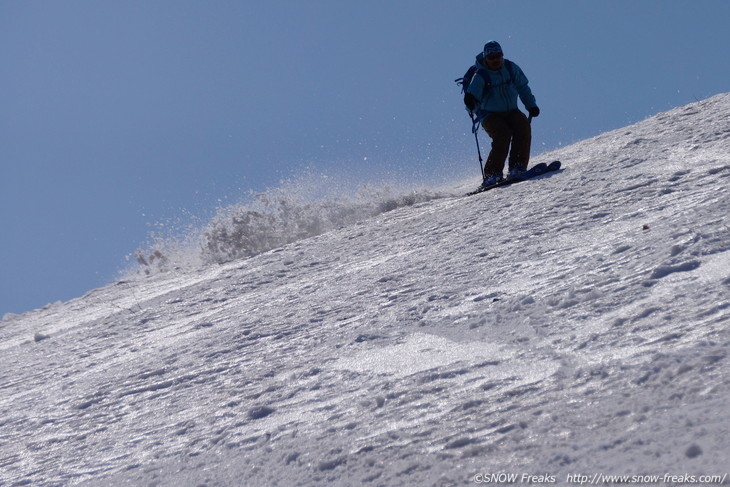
[132,170,451,273]
[1,94,729,486]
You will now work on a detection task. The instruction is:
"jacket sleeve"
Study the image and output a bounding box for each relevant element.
[465,69,486,102]
[511,62,537,110]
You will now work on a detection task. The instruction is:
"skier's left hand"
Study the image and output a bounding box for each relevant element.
[528,106,540,118]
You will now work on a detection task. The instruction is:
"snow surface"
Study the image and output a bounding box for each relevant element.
[2,93,729,486]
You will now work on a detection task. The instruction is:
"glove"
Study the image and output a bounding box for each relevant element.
[464,93,478,112]
[528,106,540,118]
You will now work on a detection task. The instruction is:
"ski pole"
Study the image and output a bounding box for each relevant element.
[470,113,484,177]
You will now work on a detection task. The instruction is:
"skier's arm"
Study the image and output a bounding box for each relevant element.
[465,73,485,108]
[512,64,537,110]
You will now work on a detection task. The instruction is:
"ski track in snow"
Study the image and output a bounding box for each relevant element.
[1,94,729,486]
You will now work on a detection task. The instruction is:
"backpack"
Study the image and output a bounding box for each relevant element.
[455,59,516,95]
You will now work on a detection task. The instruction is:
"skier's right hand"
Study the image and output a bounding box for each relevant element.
[464,93,478,112]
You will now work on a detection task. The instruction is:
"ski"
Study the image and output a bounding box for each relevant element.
[466,160,562,196]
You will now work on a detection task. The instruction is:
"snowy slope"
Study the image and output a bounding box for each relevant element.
[1,94,729,487]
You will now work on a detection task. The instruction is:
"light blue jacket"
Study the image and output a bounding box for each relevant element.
[466,53,537,119]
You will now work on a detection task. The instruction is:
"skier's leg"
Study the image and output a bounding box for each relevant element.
[507,110,532,171]
[481,113,512,177]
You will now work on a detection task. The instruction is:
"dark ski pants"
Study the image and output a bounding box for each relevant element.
[481,110,532,177]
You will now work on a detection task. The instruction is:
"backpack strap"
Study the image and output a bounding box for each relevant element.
[454,65,478,94]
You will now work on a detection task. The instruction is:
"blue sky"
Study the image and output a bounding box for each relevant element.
[2,0,729,316]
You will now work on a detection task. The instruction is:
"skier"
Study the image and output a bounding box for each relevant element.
[463,41,540,187]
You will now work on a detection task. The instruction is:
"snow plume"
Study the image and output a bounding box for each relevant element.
[133,170,450,274]
[201,183,445,264]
